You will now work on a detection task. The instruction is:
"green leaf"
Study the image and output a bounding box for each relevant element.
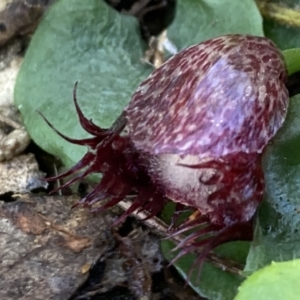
[282,48,300,75]
[162,240,249,300]
[261,0,300,51]
[234,259,300,300]
[264,19,300,50]
[14,0,151,168]
[168,0,264,51]
[245,94,300,272]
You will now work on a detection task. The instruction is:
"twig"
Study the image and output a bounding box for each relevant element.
[53,164,62,196]
[0,113,22,129]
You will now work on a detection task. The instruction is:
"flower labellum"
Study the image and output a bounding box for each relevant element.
[42,34,289,275]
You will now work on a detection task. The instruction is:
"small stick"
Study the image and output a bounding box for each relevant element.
[0,113,22,129]
[53,164,62,196]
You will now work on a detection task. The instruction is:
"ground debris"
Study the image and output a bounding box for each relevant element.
[0,194,116,300]
[73,225,164,300]
[0,153,47,194]
[114,228,160,299]
[0,0,56,46]
[0,38,30,161]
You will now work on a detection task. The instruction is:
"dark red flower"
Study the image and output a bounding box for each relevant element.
[42,34,289,274]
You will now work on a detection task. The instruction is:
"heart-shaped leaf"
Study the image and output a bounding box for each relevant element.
[245,94,300,272]
[14,0,151,168]
[168,0,263,51]
[283,48,300,75]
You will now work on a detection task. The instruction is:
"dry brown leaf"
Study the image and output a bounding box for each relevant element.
[81,263,92,274]
[142,30,177,68]
[0,200,48,234]
[60,234,92,253]
[0,153,47,194]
